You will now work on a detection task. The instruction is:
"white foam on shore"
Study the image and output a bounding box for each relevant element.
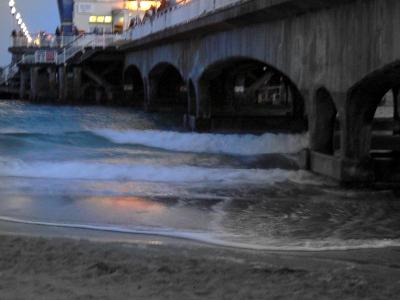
[0,216,398,252]
[92,129,309,156]
[0,160,296,184]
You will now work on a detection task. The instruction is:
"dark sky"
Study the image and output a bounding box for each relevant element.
[0,0,59,65]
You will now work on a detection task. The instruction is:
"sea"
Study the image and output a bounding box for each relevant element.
[0,100,399,251]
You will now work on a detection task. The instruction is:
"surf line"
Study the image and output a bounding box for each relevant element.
[0,216,398,252]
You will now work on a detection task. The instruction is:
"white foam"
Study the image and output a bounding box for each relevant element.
[0,159,296,184]
[92,129,309,156]
[0,216,398,251]
[0,128,29,134]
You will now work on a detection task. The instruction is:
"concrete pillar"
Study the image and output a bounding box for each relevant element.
[58,66,66,102]
[340,94,375,183]
[309,88,337,155]
[19,69,29,100]
[393,87,400,135]
[184,78,211,131]
[143,77,155,112]
[95,87,104,104]
[29,67,39,102]
[146,76,157,111]
[48,67,57,101]
[73,67,82,103]
[187,80,196,116]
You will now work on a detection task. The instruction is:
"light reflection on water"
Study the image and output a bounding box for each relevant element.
[0,100,398,250]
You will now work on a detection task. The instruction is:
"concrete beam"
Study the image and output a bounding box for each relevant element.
[120,0,355,52]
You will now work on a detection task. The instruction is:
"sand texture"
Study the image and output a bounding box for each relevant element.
[0,232,399,299]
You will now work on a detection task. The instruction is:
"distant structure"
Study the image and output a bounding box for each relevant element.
[57,0,74,34]
[58,0,160,34]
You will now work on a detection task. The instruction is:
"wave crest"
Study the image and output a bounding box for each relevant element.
[0,160,299,184]
[92,129,309,155]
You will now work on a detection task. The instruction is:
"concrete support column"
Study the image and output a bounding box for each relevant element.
[340,95,374,183]
[143,77,155,112]
[393,87,400,135]
[184,78,211,131]
[48,67,57,101]
[309,88,337,155]
[147,76,157,111]
[19,69,29,100]
[58,66,66,102]
[29,67,39,102]
[73,67,82,103]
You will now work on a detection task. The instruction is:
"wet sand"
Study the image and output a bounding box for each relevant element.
[0,221,399,299]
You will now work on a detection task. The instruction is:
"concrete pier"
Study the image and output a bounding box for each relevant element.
[3,0,400,185]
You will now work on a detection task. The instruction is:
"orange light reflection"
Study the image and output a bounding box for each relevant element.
[88,196,166,214]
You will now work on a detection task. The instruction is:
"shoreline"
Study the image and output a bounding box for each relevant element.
[0,220,400,299]
[1,216,399,253]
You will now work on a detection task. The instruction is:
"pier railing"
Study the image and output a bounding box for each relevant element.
[11,35,78,49]
[0,50,58,86]
[2,0,247,83]
[57,33,123,65]
[123,0,247,41]
[0,63,19,86]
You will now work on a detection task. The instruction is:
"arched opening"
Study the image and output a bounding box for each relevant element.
[148,63,187,112]
[310,87,340,155]
[345,61,400,182]
[198,57,306,132]
[123,65,145,107]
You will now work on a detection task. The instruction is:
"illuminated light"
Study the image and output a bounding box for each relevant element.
[125,1,161,11]
[104,16,113,23]
[11,7,16,15]
[89,15,113,24]
[8,0,15,7]
[17,19,22,25]
[15,12,21,20]
[96,16,105,23]
[33,38,40,46]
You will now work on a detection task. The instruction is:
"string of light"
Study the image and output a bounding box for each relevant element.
[8,0,32,43]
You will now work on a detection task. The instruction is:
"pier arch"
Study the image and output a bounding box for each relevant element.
[197,57,306,132]
[344,61,400,161]
[342,61,400,182]
[123,65,145,107]
[148,63,187,112]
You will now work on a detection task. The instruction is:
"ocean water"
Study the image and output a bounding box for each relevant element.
[0,100,399,251]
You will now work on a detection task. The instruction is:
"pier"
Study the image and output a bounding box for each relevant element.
[1,0,400,185]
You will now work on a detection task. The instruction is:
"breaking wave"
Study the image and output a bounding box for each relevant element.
[0,159,301,184]
[91,129,309,155]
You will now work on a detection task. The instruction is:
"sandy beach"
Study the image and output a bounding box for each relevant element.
[0,221,398,300]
